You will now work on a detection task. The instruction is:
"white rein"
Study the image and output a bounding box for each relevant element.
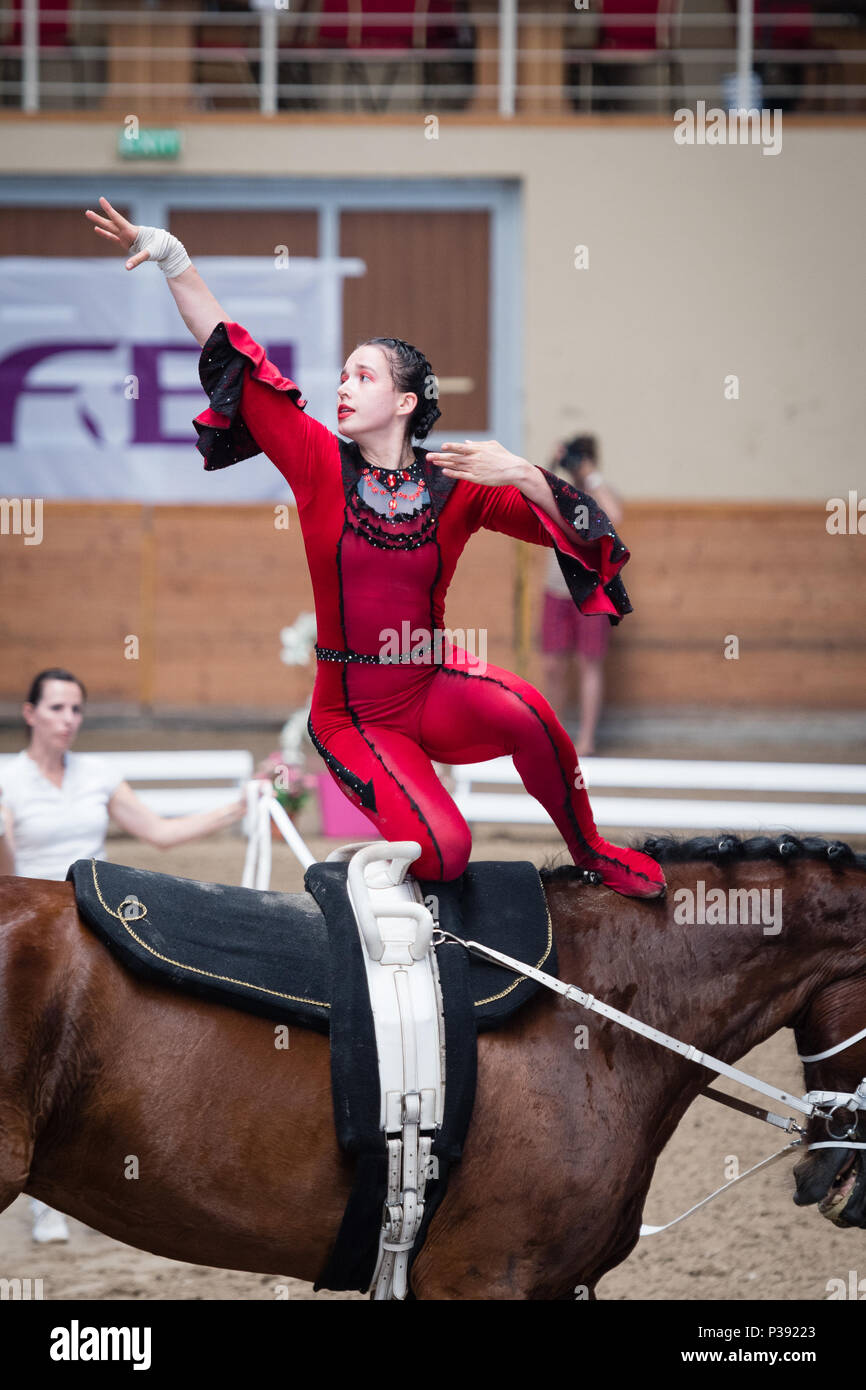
[432,927,866,1234]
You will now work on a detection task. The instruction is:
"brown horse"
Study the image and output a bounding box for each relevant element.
[1,832,864,1300]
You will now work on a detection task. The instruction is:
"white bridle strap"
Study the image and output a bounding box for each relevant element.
[431,930,866,1236]
[807,1142,866,1150]
[799,1024,866,1063]
[437,931,866,1123]
[639,1141,801,1236]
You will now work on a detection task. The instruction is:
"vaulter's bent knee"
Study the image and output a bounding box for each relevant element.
[411,826,472,883]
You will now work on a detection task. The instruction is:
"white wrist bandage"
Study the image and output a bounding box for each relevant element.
[128,225,191,279]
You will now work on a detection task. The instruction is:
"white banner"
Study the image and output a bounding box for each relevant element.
[0,256,363,503]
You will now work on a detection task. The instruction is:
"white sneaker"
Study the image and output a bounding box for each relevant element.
[31,1200,69,1244]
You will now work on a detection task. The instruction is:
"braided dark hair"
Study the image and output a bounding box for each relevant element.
[363,337,442,442]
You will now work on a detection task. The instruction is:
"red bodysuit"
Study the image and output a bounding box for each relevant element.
[193,322,665,896]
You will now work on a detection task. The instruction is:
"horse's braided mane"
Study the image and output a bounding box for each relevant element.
[539,832,866,884]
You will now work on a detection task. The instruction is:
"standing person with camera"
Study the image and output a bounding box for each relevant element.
[539,436,624,757]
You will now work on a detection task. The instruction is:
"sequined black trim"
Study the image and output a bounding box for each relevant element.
[339,440,457,522]
[537,466,633,624]
[194,322,305,471]
[338,439,441,550]
[315,642,444,665]
[346,497,438,551]
[361,459,427,490]
[421,445,459,519]
[306,716,377,811]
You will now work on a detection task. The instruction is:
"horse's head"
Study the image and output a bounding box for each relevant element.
[793,976,866,1228]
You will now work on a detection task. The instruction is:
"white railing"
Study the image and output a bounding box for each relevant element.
[1,3,865,114]
[450,757,866,835]
[0,748,254,815]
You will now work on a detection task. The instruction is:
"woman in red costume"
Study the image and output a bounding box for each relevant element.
[85,198,665,898]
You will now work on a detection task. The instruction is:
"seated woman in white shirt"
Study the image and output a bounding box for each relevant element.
[0,666,248,1244]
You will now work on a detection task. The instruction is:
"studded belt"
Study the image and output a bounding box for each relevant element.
[315,642,445,666]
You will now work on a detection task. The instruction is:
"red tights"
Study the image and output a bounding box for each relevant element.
[313,648,665,896]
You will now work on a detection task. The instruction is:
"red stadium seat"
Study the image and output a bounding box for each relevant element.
[597,0,662,53]
[317,0,459,53]
[751,0,813,49]
[6,0,71,49]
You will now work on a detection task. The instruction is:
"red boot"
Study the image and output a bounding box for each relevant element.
[572,830,666,900]
[564,757,666,899]
[512,720,667,899]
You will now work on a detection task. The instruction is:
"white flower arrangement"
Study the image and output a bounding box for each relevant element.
[279,612,318,667]
[277,613,318,766]
[279,701,312,767]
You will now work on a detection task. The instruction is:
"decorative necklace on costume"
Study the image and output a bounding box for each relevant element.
[361,459,427,517]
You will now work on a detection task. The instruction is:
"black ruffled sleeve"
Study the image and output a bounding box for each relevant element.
[537,467,633,625]
[193,320,307,472]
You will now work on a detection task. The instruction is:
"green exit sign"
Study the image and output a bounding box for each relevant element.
[117,128,182,161]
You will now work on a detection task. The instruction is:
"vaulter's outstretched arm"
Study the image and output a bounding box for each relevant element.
[84,197,329,501]
[429,438,586,539]
[427,438,633,623]
[84,197,229,344]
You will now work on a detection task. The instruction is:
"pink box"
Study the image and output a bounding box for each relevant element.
[316,771,376,837]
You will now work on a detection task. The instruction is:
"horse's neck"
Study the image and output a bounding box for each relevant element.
[553,861,864,1070]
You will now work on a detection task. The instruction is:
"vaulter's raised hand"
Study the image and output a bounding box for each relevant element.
[84,197,147,269]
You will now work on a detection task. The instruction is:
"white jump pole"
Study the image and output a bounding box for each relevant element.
[268,795,317,873]
[259,8,278,115]
[241,780,262,889]
[254,791,273,890]
[498,0,518,117]
[241,780,317,890]
[736,0,756,108]
[23,0,39,111]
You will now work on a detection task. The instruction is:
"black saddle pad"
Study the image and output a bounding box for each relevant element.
[68,853,557,1295]
[67,857,555,1036]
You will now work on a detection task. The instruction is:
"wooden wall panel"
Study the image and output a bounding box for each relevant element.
[0,207,133,256]
[1,502,862,716]
[520,503,866,708]
[148,507,315,712]
[0,208,317,259]
[0,503,144,703]
[168,210,318,258]
[340,210,489,433]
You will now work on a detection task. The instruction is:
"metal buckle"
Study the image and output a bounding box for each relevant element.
[827,1104,861,1142]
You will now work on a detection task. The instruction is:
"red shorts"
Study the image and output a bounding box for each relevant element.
[540,592,611,659]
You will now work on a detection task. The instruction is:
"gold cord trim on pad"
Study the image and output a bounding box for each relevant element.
[472,889,554,1007]
[89,859,331,1010]
[88,861,552,1016]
